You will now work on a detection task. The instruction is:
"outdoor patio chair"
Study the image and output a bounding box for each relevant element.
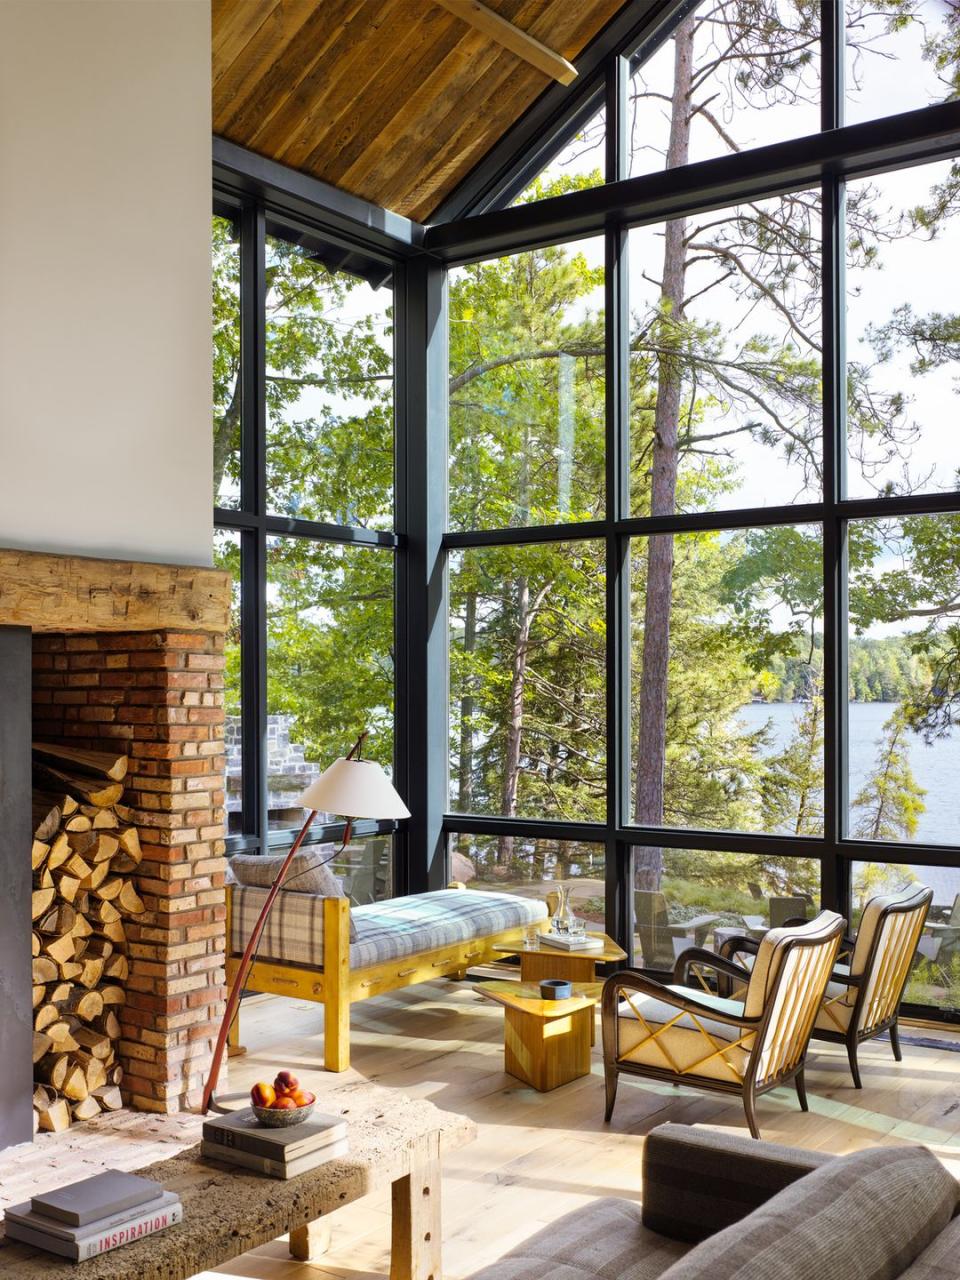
[721,884,932,1087]
[602,910,845,1139]
[634,890,717,970]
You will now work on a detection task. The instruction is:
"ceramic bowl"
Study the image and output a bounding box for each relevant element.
[252,1100,315,1127]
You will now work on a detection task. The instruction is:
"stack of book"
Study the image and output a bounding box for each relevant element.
[4,1169,182,1262]
[540,931,604,951]
[201,1108,348,1179]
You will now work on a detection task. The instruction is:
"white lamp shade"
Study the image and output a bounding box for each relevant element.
[297,757,410,820]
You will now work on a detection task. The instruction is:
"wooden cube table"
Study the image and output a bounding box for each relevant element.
[478,980,602,1092]
[492,932,626,983]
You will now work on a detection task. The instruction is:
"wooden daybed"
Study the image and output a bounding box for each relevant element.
[225,884,549,1071]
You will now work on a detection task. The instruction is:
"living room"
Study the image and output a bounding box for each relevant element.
[1,1,959,1277]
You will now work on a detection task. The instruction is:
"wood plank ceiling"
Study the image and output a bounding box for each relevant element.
[212,0,627,222]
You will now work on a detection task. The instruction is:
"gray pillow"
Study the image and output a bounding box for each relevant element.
[229,849,345,897]
[658,1144,958,1280]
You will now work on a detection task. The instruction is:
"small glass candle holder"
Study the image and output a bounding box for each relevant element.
[523,923,542,950]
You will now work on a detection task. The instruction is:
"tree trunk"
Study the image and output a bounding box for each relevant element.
[633,14,695,893]
[212,375,241,501]
[498,577,534,866]
[458,590,477,813]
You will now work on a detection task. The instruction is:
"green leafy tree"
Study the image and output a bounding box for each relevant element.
[850,707,927,840]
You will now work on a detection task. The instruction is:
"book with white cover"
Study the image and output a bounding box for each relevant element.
[539,932,604,951]
[4,1192,182,1261]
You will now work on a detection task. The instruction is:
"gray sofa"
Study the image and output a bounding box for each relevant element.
[466,1124,960,1280]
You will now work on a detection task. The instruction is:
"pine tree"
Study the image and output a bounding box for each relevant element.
[851,708,926,841]
[760,689,824,837]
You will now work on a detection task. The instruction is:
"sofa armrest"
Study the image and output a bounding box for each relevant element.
[641,1123,831,1243]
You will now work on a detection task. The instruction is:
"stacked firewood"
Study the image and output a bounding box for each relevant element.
[30,744,144,1133]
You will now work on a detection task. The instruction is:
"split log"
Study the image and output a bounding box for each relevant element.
[31,886,56,920]
[37,902,76,935]
[73,1026,112,1059]
[84,805,119,830]
[33,788,79,819]
[34,1003,60,1032]
[32,984,46,1008]
[103,953,128,982]
[63,813,93,833]
[80,861,111,892]
[33,865,54,891]
[116,881,145,914]
[71,1095,101,1121]
[91,834,119,863]
[32,839,50,869]
[106,1063,123,1085]
[68,830,97,858]
[99,985,124,1007]
[61,1061,88,1102]
[32,956,58,984]
[99,918,126,946]
[32,804,61,842]
[92,1084,122,1111]
[95,876,123,902]
[31,931,40,958]
[77,956,105,989]
[33,1082,56,1110]
[41,933,76,968]
[62,852,92,881]
[117,826,141,863]
[36,1054,68,1091]
[84,938,113,960]
[72,1050,107,1091]
[57,874,82,903]
[63,988,104,1021]
[49,980,72,1004]
[37,1097,71,1132]
[47,833,74,871]
[33,1031,53,1063]
[33,761,123,809]
[90,899,121,925]
[95,1009,121,1041]
[46,1022,80,1053]
[59,960,83,981]
[33,742,128,782]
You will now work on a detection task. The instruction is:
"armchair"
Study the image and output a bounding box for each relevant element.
[634,890,718,970]
[602,911,844,1139]
[721,884,932,1087]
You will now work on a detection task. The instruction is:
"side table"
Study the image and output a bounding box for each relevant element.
[478,980,602,1091]
[492,932,626,983]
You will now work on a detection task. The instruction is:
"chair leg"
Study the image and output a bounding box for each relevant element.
[603,1064,619,1122]
[889,1021,903,1062]
[794,1067,809,1112]
[846,1037,863,1089]
[743,1088,761,1140]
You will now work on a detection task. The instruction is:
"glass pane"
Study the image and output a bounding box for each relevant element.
[846,161,960,499]
[628,2,819,179]
[215,528,242,835]
[512,104,605,204]
[266,536,394,832]
[448,240,605,531]
[850,862,960,1017]
[265,232,393,529]
[213,213,241,509]
[629,192,822,516]
[328,833,394,906]
[847,513,960,845]
[846,1,959,125]
[633,848,821,969]
[631,524,825,839]
[449,541,606,821]
[450,834,605,923]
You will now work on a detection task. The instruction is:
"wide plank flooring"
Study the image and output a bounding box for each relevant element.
[204,979,960,1280]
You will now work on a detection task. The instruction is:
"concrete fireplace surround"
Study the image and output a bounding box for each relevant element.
[0,547,231,1147]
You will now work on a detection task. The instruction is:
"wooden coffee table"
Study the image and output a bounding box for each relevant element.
[478,980,602,1092]
[0,1081,475,1280]
[492,932,626,983]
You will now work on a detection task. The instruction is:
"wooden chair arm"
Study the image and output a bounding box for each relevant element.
[601,969,759,1029]
[717,934,761,962]
[672,947,752,987]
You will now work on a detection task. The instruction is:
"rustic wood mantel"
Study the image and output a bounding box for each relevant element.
[0,547,231,633]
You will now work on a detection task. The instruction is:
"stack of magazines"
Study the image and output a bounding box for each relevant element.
[201,1107,348,1179]
[4,1169,181,1261]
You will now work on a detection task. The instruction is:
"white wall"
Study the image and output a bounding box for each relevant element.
[0,0,213,567]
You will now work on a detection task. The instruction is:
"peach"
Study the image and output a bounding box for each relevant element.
[289,1089,314,1107]
[273,1070,299,1094]
[270,1094,298,1110]
[250,1082,276,1108]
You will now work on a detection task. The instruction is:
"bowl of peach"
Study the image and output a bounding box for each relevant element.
[250,1072,316,1127]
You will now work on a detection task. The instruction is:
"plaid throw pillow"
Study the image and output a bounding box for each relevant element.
[229,849,345,897]
[659,1144,958,1280]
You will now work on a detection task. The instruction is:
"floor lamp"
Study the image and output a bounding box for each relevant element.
[201,732,410,1113]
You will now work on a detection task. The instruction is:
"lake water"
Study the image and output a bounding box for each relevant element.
[737,701,959,848]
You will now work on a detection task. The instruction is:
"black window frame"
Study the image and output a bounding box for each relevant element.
[215,0,960,1023]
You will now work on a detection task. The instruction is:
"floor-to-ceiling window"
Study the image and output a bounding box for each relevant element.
[441,0,960,1022]
[212,200,402,903]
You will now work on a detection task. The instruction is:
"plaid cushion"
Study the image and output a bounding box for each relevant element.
[230,887,547,970]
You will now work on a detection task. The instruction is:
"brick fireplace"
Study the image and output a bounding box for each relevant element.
[0,547,231,1142]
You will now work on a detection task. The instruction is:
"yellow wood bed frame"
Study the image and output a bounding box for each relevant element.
[225,884,544,1072]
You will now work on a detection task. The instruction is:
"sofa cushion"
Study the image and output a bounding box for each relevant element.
[898,1214,960,1278]
[230,887,547,969]
[658,1144,958,1280]
[617,989,750,1085]
[229,849,344,896]
[466,1197,689,1280]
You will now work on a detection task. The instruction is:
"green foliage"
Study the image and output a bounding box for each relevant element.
[850,707,926,840]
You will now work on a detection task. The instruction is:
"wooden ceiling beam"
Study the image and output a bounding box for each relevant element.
[432,0,578,84]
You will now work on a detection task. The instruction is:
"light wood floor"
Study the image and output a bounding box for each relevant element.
[206,978,960,1280]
